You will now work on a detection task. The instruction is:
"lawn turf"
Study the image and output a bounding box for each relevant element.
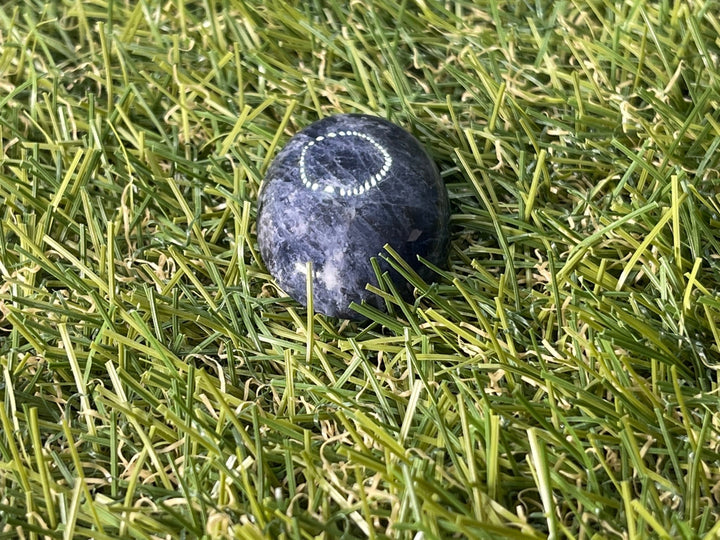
[1,1,720,538]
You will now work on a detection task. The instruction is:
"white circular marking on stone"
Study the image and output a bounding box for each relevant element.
[298,130,393,197]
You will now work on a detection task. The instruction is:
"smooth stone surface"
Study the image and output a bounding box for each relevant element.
[256,113,450,319]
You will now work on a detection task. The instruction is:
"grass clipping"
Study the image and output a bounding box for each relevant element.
[1,1,720,538]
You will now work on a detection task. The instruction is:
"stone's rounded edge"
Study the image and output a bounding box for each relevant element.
[256,113,451,320]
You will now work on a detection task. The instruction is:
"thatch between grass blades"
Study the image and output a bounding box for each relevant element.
[1,1,720,538]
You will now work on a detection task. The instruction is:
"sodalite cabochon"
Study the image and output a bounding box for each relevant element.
[256,114,450,319]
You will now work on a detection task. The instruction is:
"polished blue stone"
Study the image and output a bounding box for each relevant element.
[256,113,450,319]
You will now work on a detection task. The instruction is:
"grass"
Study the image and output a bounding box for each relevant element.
[1,0,720,538]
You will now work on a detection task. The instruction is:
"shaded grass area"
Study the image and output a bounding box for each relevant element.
[1,0,720,538]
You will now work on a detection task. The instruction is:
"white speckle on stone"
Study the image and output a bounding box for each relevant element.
[290,219,308,236]
[319,264,340,291]
[324,185,335,193]
[294,261,309,275]
[311,183,319,190]
[318,250,344,292]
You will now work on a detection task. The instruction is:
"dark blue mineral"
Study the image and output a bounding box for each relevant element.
[256,113,450,319]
